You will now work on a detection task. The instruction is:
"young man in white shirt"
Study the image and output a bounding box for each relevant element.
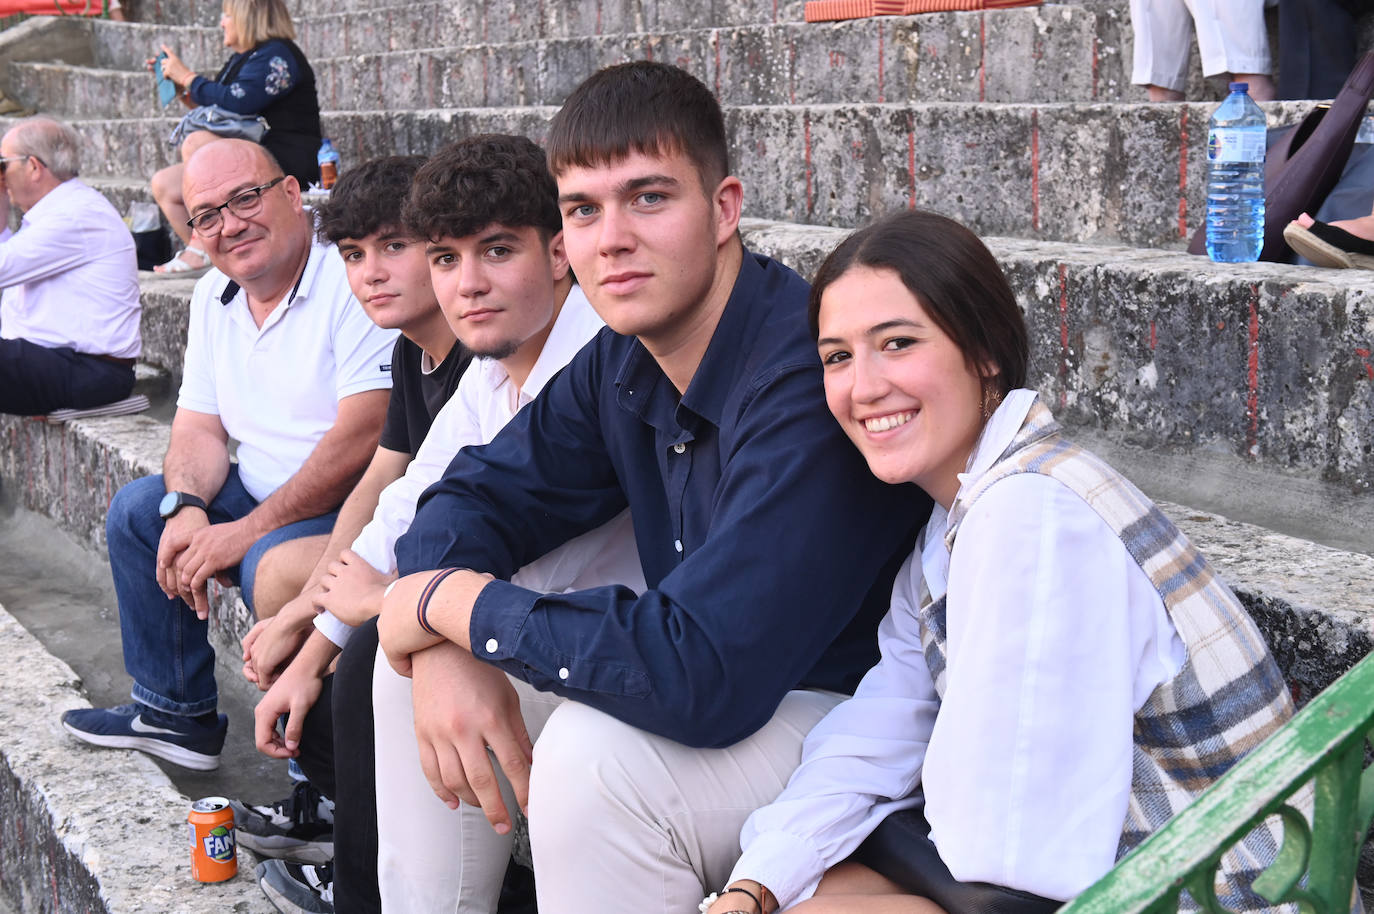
[248,134,641,914]
[0,116,141,415]
[230,153,472,868]
[60,139,396,772]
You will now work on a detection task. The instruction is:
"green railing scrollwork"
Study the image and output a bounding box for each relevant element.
[1062,651,1374,914]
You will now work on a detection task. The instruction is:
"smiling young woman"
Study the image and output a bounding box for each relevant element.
[706,210,1297,914]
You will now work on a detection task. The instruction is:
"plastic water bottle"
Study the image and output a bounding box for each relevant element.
[317,138,340,191]
[1205,83,1266,263]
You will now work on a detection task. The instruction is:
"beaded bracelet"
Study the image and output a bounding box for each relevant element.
[416,567,461,636]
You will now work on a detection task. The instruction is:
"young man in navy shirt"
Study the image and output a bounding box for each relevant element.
[375,62,928,911]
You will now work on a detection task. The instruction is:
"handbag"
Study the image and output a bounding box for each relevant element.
[167,104,269,148]
[1188,49,1374,261]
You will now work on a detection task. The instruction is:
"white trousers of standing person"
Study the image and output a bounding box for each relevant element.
[1130,0,1272,90]
[373,652,843,913]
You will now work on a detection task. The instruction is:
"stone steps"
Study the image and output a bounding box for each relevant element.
[45,209,1374,521]
[35,6,1134,113]
[4,97,1320,248]
[0,597,274,914]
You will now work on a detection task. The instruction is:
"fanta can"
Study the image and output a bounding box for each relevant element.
[188,796,237,882]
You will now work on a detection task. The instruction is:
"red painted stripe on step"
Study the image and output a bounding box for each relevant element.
[1092,35,1099,99]
[1246,286,1260,456]
[1178,109,1189,238]
[714,33,722,98]
[1149,320,1156,350]
[1058,262,1069,408]
[978,13,986,102]
[878,21,886,103]
[907,112,916,209]
[1031,109,1040,232]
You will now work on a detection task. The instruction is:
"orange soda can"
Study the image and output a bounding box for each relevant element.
[188,796,237,882]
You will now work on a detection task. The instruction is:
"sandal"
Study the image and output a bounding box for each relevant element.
[151,245,212,278]
[1283,220,1374,270]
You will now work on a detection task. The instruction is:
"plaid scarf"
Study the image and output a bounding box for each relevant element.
[919,399,1295,912]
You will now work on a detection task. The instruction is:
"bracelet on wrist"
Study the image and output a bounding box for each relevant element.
[416,567,460,636]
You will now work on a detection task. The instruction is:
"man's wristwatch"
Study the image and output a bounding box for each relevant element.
[158,490,207,520]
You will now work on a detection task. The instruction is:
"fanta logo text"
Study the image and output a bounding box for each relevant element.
[203,826,235,862]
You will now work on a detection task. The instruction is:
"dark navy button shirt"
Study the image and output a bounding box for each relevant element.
[396,252,928,748]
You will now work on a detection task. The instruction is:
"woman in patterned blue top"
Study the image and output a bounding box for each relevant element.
[150,0,321,274]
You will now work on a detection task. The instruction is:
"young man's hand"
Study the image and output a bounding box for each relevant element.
[409,641,533,835]
[314,548,393,627]
[242,591,318,689]
[253,648,327,759]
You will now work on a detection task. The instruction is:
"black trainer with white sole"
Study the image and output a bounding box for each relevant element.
[257,859,334,914]
[232,780,335,864]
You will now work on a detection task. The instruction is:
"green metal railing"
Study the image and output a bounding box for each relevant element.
[1062,652,1374,914]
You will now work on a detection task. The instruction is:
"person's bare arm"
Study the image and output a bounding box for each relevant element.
[177,388,390,612]
[242,444,410,687]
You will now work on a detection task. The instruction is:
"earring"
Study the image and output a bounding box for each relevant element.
[980,384,1001,419]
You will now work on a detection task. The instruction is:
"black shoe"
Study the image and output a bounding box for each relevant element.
[257,859,334,914]
[231,780,335,864]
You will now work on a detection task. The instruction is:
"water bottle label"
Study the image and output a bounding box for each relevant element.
[1208,128,1265,163]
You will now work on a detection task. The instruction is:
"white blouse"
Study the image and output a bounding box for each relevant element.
[729,390,1187,909]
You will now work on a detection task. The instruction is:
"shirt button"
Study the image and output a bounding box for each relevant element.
[485,638,499,654]
[558,667,570,680]
[674,539,683,553]
[673,443,686,454]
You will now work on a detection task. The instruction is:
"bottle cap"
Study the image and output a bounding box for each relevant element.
[1229,82,1249,92]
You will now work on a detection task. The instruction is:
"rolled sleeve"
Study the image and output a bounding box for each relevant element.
[313,610,355,649]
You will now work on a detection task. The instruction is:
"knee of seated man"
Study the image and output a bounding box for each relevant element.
[106,475,169,548]
[529,702,656,827]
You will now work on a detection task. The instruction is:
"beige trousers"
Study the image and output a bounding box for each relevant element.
[373,649,842,913]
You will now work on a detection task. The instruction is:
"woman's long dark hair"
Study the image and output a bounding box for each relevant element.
[808,210,1029,394]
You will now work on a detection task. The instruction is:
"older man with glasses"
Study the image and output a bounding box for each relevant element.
[0,116,142,415]
[61,138,398,772]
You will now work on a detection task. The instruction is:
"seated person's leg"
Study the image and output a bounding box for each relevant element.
[250,533,330,620]
[793,863,947,914]
[241,516,338,617]
[61,469,258,768]
[527,690,843,911]
[372,641,564,913]
[0,338,132,416]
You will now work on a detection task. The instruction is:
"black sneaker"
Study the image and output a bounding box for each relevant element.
[231,780,335,864]
[60,703,227,771]
[257,859,334,914]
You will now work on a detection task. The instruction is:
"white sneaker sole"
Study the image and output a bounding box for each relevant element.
[237,831,335,865]
[62,721,221,771]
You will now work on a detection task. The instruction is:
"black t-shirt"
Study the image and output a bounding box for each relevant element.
[378,336,473,456]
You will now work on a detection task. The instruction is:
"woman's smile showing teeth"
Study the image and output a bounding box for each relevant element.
[863,411,915,433]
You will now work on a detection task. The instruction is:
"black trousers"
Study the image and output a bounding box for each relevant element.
[851,804,1062,914]
[297,617,538,914]
[0,337,134,416]
[297,617,382,914]
[1277,0,1362,100]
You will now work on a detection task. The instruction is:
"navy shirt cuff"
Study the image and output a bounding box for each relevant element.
[469,578,537,666]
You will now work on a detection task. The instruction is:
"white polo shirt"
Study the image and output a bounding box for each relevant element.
[0,178,141,358]
[314,284,644,647]
[177,234,397,503]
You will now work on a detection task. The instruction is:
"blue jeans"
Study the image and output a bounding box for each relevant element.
[106,468,337,716]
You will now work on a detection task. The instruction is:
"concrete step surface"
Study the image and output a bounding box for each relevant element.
[2,98,1332,249]
[18,6,1137,117]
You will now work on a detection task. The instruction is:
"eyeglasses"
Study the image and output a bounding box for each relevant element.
[0,154,40,175]
[186,176,286,235]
